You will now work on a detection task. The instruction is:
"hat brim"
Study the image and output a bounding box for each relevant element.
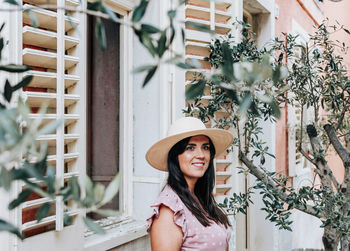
[146,129,233,171]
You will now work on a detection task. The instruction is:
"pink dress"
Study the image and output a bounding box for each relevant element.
[147,185,231,251]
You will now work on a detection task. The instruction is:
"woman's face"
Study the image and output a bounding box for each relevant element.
[178,135,211,184]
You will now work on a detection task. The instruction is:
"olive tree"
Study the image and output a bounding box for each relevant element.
[184,21,350,251]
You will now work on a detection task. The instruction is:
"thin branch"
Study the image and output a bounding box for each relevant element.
[239,151,322,218]
[299,104,304,148]
[307,124,340,190]
[298,147,317,166]
[335,103,347,131]
[338,132,350,138]
[324,124,350,168]
[235,116,242,152]
[305,44,319,123]
[0,5,132,27]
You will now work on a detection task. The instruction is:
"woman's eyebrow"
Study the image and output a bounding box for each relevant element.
[187,142,210,145]
[187,143,196,146]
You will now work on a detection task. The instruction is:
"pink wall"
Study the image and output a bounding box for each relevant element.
[322,0,350,183]
[274,0,349,184]
[323,0,350,70]
[274,0,318,177]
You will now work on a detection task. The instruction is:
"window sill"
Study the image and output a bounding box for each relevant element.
[84,219,148,251]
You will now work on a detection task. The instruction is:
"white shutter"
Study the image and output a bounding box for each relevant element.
[288,101,304,177]
[14,0,86,248]
[184,0,234,198]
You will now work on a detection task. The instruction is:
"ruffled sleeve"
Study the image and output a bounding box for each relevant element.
[146,185,187,239]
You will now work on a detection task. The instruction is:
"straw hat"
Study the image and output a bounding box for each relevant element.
[146,117,234,171]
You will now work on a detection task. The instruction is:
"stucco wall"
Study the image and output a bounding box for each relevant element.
[274,0,319,177]
[274,1,324,250]
[322,0,350,184]
[108,235,151,251]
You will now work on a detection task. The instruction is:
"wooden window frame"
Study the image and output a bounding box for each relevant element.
[288,19,313,178]
[84,0,134,232]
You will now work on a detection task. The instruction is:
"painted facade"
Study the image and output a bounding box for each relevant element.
[0,0,349,250]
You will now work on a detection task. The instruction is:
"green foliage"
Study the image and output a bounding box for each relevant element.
[194,19,350,248]
[184,22,284,163]
[83,217,105,234]
[0,219,24,240]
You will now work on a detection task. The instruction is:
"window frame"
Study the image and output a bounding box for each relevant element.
[84,0,136,246]
[288,19,313,178]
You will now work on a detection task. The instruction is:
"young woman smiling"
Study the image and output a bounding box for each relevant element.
[146,117,234,251]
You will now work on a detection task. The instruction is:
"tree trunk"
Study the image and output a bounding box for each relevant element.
[322,227,339,251]
[340,237,349,251]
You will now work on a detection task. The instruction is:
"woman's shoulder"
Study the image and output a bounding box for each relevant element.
[147,184,187,235]
[158,185,180,199]
[153,185,184,209]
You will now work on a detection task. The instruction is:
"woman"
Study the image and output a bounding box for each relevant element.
[146,117,234,251]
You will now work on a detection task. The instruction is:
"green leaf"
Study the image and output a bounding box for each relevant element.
[176,62,195,69]
[0,219,24,240]
[36,202,51,222]
[238,94,252,115]
[95,18,106,50]
[94,209,120,217]
[34,153,48,176]
[0,168,12,191]
[93,183,105,203]
[82,175,94,207]
[132,64,156,74]
[0,23,5,33]
[0,64,31,73]
[186,79,206,100]
[168,23,175,46]
[87,1,101,11]
[100,174,120,206]
[46,166,56,194]
[64,214,73,226]
[23,161,45,183]
[69,176,81,201]
[4,79,12,102]
[181,28,185,44]
[83,217,105,234]
[142,66,157,87]
[221,42,234,81]
[270,101,281,119]
[0,37,4,60]
[39,118,62,135]
[344,28,350,35]
[131,0,149,23]
[4,0,19,5]
[185,21,213,34]
[157,31,167,57]
[12,75,33,92]
[140,32,156,57]
[8,189,32,210]
[168,10,176,19]
[25,9,38,28]
[141,24,160,34]
[101,5,119,23]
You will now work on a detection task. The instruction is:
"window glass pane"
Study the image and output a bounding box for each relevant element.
[87,16,120,217]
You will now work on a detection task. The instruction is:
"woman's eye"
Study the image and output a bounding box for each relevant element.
[203,145,210,150]
[185,146,194,151]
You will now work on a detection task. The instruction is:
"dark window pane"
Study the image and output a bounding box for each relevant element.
[87,16,120,218]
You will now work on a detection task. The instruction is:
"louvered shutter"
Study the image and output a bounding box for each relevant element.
[184,0,234,199]
[288,101,304,177]
[16,0,86,246]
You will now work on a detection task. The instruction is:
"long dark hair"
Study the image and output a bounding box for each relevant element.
[167,136,230,228]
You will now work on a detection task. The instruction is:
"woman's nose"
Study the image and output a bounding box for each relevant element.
[195,148,205,158]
